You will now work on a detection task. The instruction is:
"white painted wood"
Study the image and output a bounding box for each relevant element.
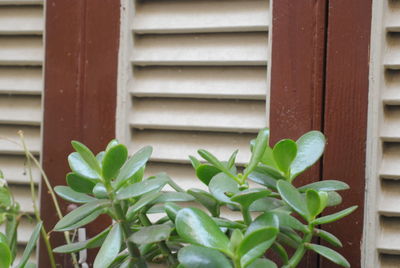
[133,0,269,34]
[130,98,266,132]
[0,67,42,94]
[384,33,400,69]
[378,217,400,254]
[0,217,36,245]
[386,0,400,32]
[0,6,43,34]
[0,125,41,154]
[0,155,40,184]
[130,130,253,164]
[8,185,37,213]
[379,180,400,216]
[381,255,400,268]
[0,0,42,4]
[131,66,267,99]
[0,37,43,65]
[0,95,41,125]
[131,33,268,66]
[380,143,400,179]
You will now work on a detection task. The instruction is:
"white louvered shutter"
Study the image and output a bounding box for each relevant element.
[117,0,270,191]
[365,0,400,267]
[0,0,43,262]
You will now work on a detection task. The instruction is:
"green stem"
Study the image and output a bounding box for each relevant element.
[241,206,252,225]
[283,226,314,268]
[139,213,178,266]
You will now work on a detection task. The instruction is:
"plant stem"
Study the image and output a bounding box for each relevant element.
[283,227,314,268]
[18,131,79,268]
[138,213,178,267]
[241,206,252,225]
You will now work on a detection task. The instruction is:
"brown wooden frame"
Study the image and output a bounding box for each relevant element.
[40,0,120,266]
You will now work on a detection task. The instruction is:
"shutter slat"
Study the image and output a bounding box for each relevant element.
[8,185,37,213]
[132,33,268,66]
[0,0,42,4]
[387,0,400,32]
[0,95,41,125]
[379,180,400,216]
[0,155,40,184]
[130,98,266,133]
[385,33,400,69]
[378,217,400,254]
[131,66,267,100]
[0,217,36,245]
[131,130,252,165]
[133,0,268,34]
[380,143,400,179]
[0,6,43,35]
[0,37,43,65]
[0,125,40,154]
[0,67,42,94]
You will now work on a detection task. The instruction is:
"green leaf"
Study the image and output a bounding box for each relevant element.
[231,188,271,208]
[164,202,182,222]
[175,208,231,255]
[196,164,221,185]
[54,200,108,231]
[68,152,99,180]
[298,180,349,192]
[306,189,321,218]
[213,218,246,229]
[102,144,128,181]
[130,224,172,245]
[126,192,162,220]
[246,213,279,235]
[290,131,326,180]
[115,146,153,188]
[178,245,232,268]
[327,191,343,207]
[94,223,122,268]
[248,171,277,190]
[96,152,105,165]
[239,227,278,267]
[306,244,350,268]
[0,187,12,207]
[58,209,103,232]
[189,155,201,169]
[16,221,42,268]
[315,229,342,247]
[66,172,96,194]
[228,149,239,169]
[247,259,277,268]
[54,186,96,203]
[229,229,243,253]
[272,139,297,175]
[0,233,7,245]
[116,177,168,200]
[244,128,270,178]
[92,183,108,199]
[198,149,236,179]
[249,197,286,212]
[261,146,278,169]
[105,139,119,151]
[272,211,308,233]
[272,242,289,265]
[71,141,102,176]
[277,180,309,221]
[312,206,357,225]
[208,173,239,205]
[152,192,195,203]
[53,227,111,253]
[0,242,11,268]
[188,188,220,217]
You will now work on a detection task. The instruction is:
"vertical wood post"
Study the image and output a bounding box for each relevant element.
[41,1,120,266]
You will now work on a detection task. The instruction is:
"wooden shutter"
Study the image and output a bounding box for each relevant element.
[117,0,270,190]
[366,0,400,266]
[0,0,43,261]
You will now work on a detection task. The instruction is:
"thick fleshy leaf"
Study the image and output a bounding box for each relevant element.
[298,180,349,192]
[315,229,342,247]
[306,189,321,218]
[327,191,342,206]
[130,225,172,244]
[54,186,96,203]
[0,187,12,207]
[96,152,105,165]
[92,183,108,199]
[229,229,243,252]
[152,192,195,203]
[272,139,297,175]
[68,152,99,180]
[197,150,236,179]
[249,197,286,212]
[213,218,246,229]
[175,208,231,255]
[277,180,309,221]
[196,164,221,185]
[248,171,277,190]
[248,259,277,268]
[239,227,278,267]
[312,206,357,225]
[244,128,270,178]
[164,202,182,221]
[272,242,289,264]
[116,177,168,200]
[231,188,271,208]
[71,141,102,176]
[178,245,232,268]
[261,146,278,169]
[209,173,239,205]
[102,144,128,181]
[290,131,326,180]
[54,200,108,231]
[306,244,350,268]
[66,172,96,194]
[246,213,279,235]
[105,139,119,151]
[189,155,201,169]
[0,233,7,245]
[57,209,103,232]
[16,221,42,268]
[228,149,239,168]
[0,242,11,268]
[53,227,111,253]
[94,223,122,268]
[115,146,153,188]
[188,188,220,217]
[126,192,162,220]
[272,211,308,233]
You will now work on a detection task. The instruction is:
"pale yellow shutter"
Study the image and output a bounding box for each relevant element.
[117,0,270,190]
[0,0,44,261]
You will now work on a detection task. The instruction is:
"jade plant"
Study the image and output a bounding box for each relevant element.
[52,128,356,268]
